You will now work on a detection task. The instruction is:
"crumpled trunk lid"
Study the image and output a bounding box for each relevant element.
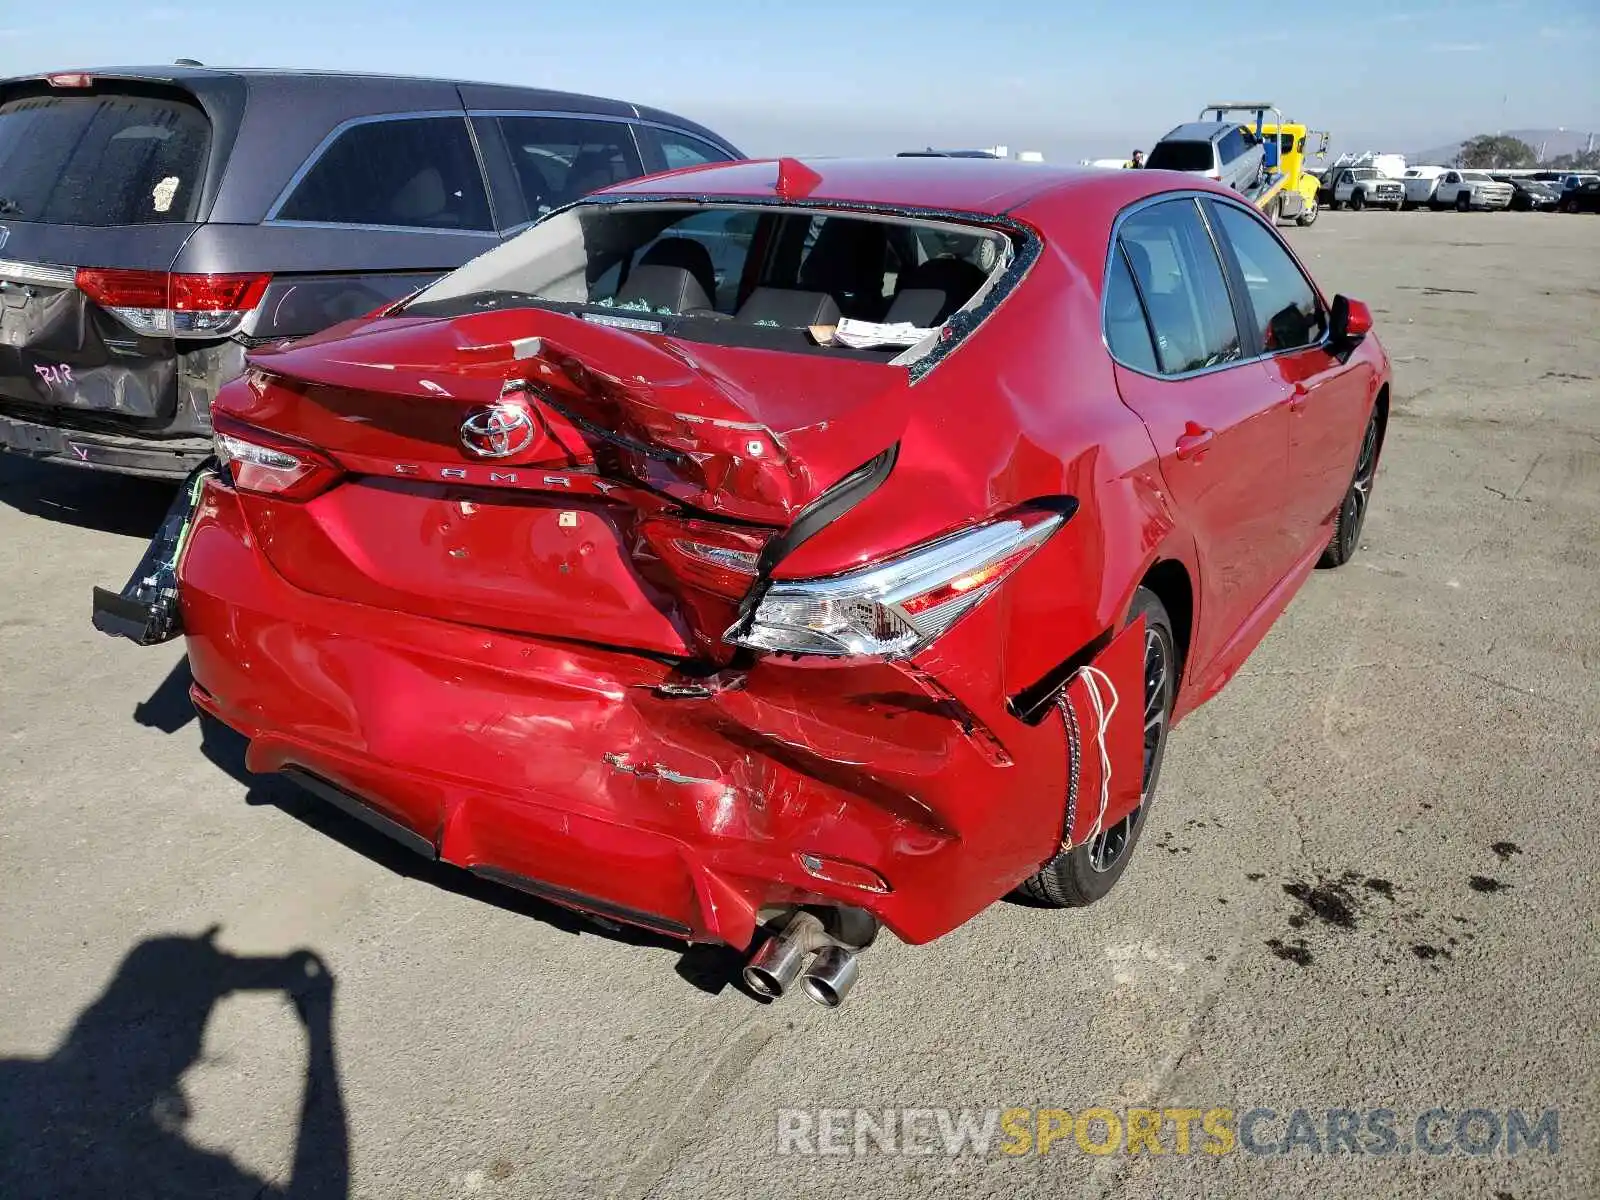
[223,307,909,657]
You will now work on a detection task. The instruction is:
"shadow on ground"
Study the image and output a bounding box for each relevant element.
[0,454,177,538]
[130,657,756,999]
[0,929,349,1200]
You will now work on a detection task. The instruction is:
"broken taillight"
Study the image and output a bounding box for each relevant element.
[727,509,1066,659]
[75,269,272,338]
[212,412,342,500]
[638,517,770,600]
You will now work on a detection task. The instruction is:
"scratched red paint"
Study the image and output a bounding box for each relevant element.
[177,160,1390,949]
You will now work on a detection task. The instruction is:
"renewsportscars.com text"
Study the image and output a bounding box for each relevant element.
[776,1106,1559,1158]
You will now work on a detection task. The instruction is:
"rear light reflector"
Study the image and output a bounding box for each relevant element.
[46,73,95,88]
[75,269,272,338]
[212,411,342,500]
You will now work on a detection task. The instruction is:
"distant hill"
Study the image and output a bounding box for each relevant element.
[1410,128,1597,165]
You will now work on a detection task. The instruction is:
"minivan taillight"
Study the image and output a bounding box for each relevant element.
[75,269,272,338]
[212,412,341,500]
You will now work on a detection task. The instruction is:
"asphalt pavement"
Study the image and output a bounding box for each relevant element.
[1,209,1596,1200]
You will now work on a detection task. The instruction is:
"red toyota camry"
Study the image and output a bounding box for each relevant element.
[97,157,1389,1007]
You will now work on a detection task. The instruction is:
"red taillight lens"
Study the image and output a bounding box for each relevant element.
[75,269,272,337]
[638,516,771,599]
[211,411,341,501]
[46,73,95,88]
[75,268,170,309]
[171,272,272,312]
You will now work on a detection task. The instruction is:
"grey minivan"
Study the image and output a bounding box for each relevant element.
[0,66,741,478]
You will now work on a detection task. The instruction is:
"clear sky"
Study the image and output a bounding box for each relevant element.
[2,0,1597,161]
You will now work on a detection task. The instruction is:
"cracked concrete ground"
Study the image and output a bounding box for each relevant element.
[1,210,1596,1199]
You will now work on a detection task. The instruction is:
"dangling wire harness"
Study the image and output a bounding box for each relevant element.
[90,459,216,646]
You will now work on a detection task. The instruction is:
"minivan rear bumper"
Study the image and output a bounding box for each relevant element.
[176,480,1089,948]
[0,411,209,478]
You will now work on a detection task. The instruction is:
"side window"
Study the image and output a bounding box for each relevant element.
[1218,129,1244,163]
[1117,199,1244,375]
[651,129,734,172]
[1210,204,1327,352]
[277,117,492,231]
[495,116,643,219]
[1103,245,1159,373]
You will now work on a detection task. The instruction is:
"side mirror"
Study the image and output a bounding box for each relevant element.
[1329,295,1373,348]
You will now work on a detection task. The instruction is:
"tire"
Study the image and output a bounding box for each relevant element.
[1018,588,1178,907]
[1561,198,1579,214]
[1350,190,1366,211]
[1329,197,1342,211]
[1296,203,1318,227]
[1456,192,1471,212]
[1319,408,1381,568]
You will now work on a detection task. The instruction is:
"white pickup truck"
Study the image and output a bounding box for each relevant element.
[1328,167,1406,210]
[1400,166,1447,209]
[1430,169,1514,211]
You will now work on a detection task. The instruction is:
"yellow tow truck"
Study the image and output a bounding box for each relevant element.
[1199,103,1330,226]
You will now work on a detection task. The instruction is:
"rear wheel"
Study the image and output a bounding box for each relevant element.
[1297,202,1318,227]
[1319,409,1381,568]
[1018,588,1177,907]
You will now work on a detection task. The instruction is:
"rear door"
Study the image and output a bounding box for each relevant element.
[0,80,216,422]
[1206,199,1373,552]
[1106,197,1295,677]
[186,110,502,344]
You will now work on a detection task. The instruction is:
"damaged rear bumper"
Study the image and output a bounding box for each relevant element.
[173,479,1111,948]
[0,411,211,479]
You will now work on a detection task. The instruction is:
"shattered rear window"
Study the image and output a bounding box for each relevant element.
[0,92,209,226]
[403,202,1015,361]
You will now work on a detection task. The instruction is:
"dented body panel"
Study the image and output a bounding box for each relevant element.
[145,159,1388,949]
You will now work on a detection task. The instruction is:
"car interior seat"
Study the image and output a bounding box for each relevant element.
[796,219,891,319]
[1123,239,1200,372]
[734,287,841,327]
[882,257,989,326]
[563,148,623,203]
[611,237,718,314]
[389,168,451,226]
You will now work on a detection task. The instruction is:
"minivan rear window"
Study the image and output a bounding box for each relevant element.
[0,93,210,226]
[1145,141,1214,173]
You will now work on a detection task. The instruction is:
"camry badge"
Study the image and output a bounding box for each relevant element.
[459,402,536,459]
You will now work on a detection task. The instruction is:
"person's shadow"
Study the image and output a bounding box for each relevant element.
[0,928,349,1199]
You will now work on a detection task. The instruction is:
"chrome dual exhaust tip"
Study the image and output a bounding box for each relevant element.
[799,945,858,1008]
[742,912,863,1008]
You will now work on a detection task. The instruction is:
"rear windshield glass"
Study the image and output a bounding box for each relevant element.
[1145,141,1214,172]
[405,202,1013,360]
[0,92,210,226]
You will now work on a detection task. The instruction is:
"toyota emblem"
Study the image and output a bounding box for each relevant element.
[459,402,537,459]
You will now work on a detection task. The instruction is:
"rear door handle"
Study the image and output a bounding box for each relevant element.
[1174,422,1215,461]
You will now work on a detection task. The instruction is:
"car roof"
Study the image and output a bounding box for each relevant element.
[594,155,1230,217]
[0,65,717,135]
[1159,122,1231,143]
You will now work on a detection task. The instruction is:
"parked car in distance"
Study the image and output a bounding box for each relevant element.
[0,66,741,479]
[1400,165,1447,209]
[1329,166,1405,210]
[95,159,1390,1004]
[1146,121,1265,193]
[1431,169,1513,211]
[1559,178,1600,213]
[1489,174,1562,211]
